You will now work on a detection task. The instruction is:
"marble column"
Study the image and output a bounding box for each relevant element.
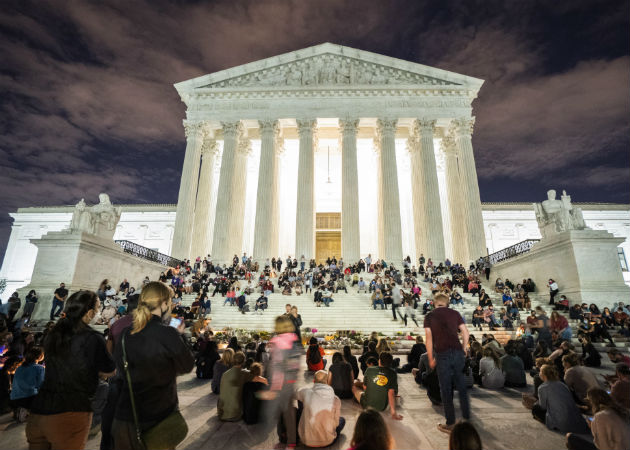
[373,138,385,258]
[253,120,280,262]
[408,119,446,262]
[211,121,242,263]
[191,137,219,259]
[451,117,487,260]
[295,119,317,260]
[228,135,251,257]
[376,119,403,264]
[442,133,468,264]
[340,118,360,262]
[172,120,206,260]
[270,134,284,258]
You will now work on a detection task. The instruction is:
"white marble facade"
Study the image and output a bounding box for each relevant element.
[1,202,628,300]
[170,42,488,265]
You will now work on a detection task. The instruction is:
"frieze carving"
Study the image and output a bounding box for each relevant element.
[199,54,459,89]
[200,95,471,107]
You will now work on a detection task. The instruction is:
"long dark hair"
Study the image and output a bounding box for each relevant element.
[45,290,98,357]
[351,408,393,450]
[343,345,354,362]
[449,420,482,450]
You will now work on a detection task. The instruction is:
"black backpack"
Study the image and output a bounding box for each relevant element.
[308,345,322,365]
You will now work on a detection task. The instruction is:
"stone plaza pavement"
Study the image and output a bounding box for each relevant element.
[0,357,585,450]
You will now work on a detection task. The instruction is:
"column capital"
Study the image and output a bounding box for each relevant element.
[236,136,252,156]
[259,119,280,137]
[405,133,420,154]
[296,119,317,137]
[441,133,458,156]
[414,118,437,136]
[221,121,243,139]
[376,118,398,136]
[449,117,475,137]
[339,118,359,135]
[372,136,382,154]
[183,120,210,139]
[275,135,286,156]
[201,138,219,157]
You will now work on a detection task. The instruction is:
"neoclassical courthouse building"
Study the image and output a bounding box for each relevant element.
[1,44,629,296]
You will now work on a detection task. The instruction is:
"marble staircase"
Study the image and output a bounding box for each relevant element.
[179,276,628,353]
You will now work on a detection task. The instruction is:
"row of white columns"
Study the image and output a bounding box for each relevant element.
[171,117,487,265]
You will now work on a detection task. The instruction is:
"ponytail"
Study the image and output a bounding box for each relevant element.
[131,281,172,334]
[45,290,98,357]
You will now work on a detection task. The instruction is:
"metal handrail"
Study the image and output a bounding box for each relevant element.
[484,239,540,265]
[115,240,183,268]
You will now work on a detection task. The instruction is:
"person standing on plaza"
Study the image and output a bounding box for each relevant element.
[111,281,195,450]
[424,292,471,433]
[27,290,115,450]
[49,282,68,320]
[391,283,403,321]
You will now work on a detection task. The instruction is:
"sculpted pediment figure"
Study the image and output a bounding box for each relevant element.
[198,54,460,89]
[534,189,589,238]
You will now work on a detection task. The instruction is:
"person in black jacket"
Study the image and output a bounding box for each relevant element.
[27,290,115,450]
[196,340,220,379]
[399,336,427,373]
[112,282,195,450]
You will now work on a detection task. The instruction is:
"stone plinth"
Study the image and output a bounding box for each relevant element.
[19,230,166,320]
[492,229,629,309]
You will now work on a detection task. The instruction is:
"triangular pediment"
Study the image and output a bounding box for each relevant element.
[175,43,483,92]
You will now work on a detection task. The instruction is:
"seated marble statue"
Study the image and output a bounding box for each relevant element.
[534,189,588,238]
[69,193,121,240]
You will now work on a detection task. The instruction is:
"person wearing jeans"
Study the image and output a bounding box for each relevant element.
[49,282,68,320]
[424,292,471,434]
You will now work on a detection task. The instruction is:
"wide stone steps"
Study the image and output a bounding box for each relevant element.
[175,276,629,350]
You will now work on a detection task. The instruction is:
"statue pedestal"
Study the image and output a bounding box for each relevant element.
[493,229,629,309]
[19,230,167,321]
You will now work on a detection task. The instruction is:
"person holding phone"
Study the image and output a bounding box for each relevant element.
[112,282,195,450]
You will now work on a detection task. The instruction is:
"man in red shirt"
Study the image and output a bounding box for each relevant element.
[424,292,471,434]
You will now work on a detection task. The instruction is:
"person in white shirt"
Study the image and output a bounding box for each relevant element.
[548,279,559,305]
[295,370,345,447]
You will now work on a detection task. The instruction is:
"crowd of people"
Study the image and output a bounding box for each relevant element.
[1,250,629,450]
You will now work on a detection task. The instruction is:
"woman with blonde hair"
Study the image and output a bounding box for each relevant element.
[211,348,234,395]
[112,281,195,450]
[375,338,400,369]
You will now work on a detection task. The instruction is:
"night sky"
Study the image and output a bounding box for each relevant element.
[1,0,629,260]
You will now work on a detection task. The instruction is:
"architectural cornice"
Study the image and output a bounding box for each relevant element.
[175,42,484,94]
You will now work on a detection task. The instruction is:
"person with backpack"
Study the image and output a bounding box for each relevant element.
[306,337,326,371]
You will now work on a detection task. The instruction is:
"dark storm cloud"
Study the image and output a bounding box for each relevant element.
[0,0,628,258]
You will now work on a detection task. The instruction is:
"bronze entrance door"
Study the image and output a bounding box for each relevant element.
[315,212,341,264]
[315,231,341,264]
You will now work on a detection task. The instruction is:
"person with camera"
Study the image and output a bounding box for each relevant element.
[112,281,195,450]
